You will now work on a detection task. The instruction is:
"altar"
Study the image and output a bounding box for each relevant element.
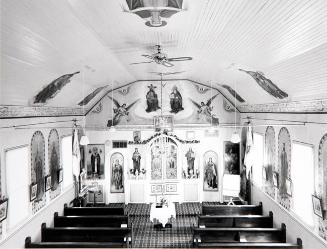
[150,202,176,227]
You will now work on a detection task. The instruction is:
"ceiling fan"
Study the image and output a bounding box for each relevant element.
[131,45,192,67]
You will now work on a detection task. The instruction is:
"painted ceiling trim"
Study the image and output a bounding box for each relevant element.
[238,99,327,113]
[0,106,83,119]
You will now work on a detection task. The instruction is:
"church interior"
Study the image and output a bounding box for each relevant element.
[1,0,327,248]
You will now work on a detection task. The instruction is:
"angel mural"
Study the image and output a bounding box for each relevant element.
[239,69,288,99]
[107,96,139,127]
[189,94,219,125]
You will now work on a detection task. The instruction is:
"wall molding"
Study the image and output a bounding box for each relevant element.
[238,99,327,113]
[0,106,84,119]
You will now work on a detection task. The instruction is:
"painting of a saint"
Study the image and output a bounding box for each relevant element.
[110,153,124,193]
[264,126,276,198]
[48,129,60,191]
[239,69,288,99]
[203,151,218,191]
[129,148,146,179]
[86,144,105,179]
[278,127,291,209]
[107,96,139,127]
[166,145,177,179]
[146,84,160,112]
[224,142,240,175]
[318,133,327,215]
[170,86,184,113]
[189,93,219,125]
[183,147,199,179]
[151,145,162,180]
[31,131,46,212]
[133,131,141,143]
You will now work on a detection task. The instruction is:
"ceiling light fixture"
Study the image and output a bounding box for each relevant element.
[231,81,240,143]
[80,70,89,146]
[109,81,116,132]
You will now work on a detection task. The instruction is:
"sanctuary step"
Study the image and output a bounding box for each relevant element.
[202,203,263,216]
[198,212,273,228]
[53,212,128,227]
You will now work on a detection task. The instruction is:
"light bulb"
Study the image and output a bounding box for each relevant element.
[231,131,240,143]
[80,135,90,146]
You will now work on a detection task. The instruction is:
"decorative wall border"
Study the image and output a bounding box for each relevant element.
[238,99,327,113]
[0,106,83,118]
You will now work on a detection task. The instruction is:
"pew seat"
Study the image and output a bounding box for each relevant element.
[198,213,273,228]
[194,242,301,248]
[63,205,124,216]
[54,212,128,227]
[202,203,262,216]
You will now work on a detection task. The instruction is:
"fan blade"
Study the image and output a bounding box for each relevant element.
[161,61,174,67]
[142,54,154,60]
[168,57,193,61]
[130,61,153,65]
[163,71,185,75]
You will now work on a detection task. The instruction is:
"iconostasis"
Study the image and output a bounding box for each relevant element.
[81,80,241,204]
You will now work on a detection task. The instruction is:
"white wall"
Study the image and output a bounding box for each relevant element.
[243,112,327,247]
[0,116,82,247]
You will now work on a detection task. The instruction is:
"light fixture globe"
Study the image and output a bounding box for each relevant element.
[80,135,90,146]
[231,131,241,144]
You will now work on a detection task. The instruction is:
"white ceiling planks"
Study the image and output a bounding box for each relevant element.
[0,0,327,113]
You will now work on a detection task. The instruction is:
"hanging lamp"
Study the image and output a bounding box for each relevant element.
[80,70,89,145]
[231,81,240,143]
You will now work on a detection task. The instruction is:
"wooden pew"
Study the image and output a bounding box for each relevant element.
[53,212,128,228]
[63,204,124,216]
[198,212,273,228]
[193,224,287,245]
[29,223,131,247]
[202,203,263,216]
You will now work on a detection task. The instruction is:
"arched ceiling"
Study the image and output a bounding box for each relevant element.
[1,0,327,115]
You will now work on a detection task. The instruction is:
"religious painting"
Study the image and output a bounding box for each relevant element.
[110,153,124,193]
[166,183,177,193]
[318,133,327,214]
[278,127,292,209]
[273,172,279,188]
[203,151,218,191]
[183,147,199,179]
[146,84,160,112]
[44,175,51,192]
[169,85,184,113]
[312,195,324,218]
[31,131,46,209]
[286,178,293,197]
[30,183,37,202]
[239,69,288,99]
[151,144,162,180]
[166,145,177,179]
[86,144,105,179]
[224,141,240,175]
[189,94,219,125]
[48,129,60,191]
[264,126,276,198]
[151,184,163,194]
[129,148,146,180]
[133,131,141,143]
[0,199,8,223]
[107,96,140,127]
[154,115,173,132]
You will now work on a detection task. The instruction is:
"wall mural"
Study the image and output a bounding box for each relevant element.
[32,71,80,104]
[129,147,146,180]
[239,69,288,99]
[110,153,124,193]
[86,144,105,179]
[31,131,46,213]
[317,133,327,240]
[222,85,245,103]
[78,86,106,106]
[264,126,276,199]
[166,144,177,179]
[224,141,240,175]
[203,151,218,191]
[183,147,200,179]
[48,129,61,200]
[277,127,292,210]
[86,80,237,128]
